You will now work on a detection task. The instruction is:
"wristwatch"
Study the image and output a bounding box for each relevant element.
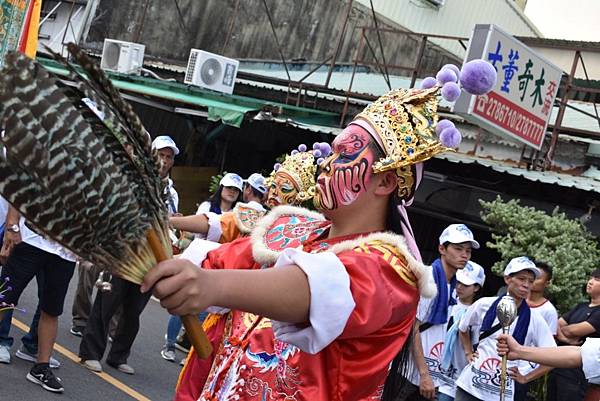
[6,224,20,233]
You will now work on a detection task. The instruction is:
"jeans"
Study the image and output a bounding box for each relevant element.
[0,267,44,352]
[438,393,454,401]
[165,312,209,348]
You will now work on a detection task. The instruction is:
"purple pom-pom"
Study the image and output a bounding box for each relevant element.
[460,59,497,95]
[313,149,322,158]
[312,142,320,150]
[442,64,461,81]
[436,68,458,85]
[291,150,299,156]
[319,142,332,156]
[273,163,281,171]
[420,76,437,89]
[439,127,462,148]
[4,277,9,282]
[317,158,325,165]
[435,119,455,135]
[298,144,307,152]
[441,82,461,102]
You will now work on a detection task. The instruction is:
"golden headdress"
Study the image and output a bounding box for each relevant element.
[267,142,331,204]
[351,59,496,200]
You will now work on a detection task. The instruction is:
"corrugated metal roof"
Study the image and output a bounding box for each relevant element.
[355,0,541,58]
[436,152,600,193]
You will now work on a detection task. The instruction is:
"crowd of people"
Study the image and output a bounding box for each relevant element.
[0,54,598,401]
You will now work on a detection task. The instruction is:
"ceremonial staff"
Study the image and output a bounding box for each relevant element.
[0,46,212,358]
[496,295,518,401]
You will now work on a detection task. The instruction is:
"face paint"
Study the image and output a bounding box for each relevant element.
[266,171,300,208]
[314,125,377,211]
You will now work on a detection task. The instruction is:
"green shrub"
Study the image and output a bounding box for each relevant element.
[480,196,600,314]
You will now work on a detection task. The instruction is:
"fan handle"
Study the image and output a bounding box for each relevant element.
[147,230,213,359]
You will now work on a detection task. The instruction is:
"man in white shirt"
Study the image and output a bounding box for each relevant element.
[0,204,76,393]
[152,135,180,214]
[398,224,479,401]
[455,257,556,401]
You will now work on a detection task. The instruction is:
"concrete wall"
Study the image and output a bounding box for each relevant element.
[84,0,460,76]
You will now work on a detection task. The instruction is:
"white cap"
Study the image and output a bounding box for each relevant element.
[245,173,267,194]
[439,224,480,249]
[456,261,486,286]
[503,256,540,278]
[151,135,179,156]
[219,173,243,191]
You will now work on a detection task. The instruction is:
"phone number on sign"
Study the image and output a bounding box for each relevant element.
[474,93,545,144]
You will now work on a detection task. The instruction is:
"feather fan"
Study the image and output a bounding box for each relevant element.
[0,47,211,358]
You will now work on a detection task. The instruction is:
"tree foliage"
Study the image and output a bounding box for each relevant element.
[480,196,600,314]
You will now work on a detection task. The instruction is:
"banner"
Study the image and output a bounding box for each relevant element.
[0,0,41,68]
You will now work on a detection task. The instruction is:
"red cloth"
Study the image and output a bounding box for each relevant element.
[176,231,419,401]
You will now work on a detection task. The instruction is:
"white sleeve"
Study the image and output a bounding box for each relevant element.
[179,238,221,266]
[270,248,355,354]
[204,212,223,242]
[416,295,434,323]
[582,338,600,383]
[196,201,211,214]
[458,300,483,333]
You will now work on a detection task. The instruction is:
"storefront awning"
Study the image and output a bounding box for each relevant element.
[38,57,339,129]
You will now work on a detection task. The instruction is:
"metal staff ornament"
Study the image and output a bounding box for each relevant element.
[496,295,518,401]
[0,46,212,358]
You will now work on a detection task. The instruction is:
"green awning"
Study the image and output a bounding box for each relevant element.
[38,57,339,129]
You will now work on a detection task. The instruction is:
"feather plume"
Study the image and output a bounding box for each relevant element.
[0,49,170,284]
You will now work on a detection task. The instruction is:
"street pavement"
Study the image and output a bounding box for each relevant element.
[1,272,185,400]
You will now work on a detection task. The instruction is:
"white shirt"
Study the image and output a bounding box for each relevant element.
[582,337,600,385]
[165,178,179,214]
[438,300,472,398]
[406,284,452,387]
[196,201,211,215]
[0,196,75,262]
[456,297,556,401]
[518,299,559,376]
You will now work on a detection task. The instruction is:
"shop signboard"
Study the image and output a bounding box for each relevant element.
[454,24,563,149]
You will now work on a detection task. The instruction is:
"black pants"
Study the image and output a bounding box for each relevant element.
[78,276,151,366]
[547,370,587,401]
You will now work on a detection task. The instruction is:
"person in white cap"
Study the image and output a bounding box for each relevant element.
[454,257,556,401]
[196,173,243,215]
[243,173,267,206]
[401,224,480,401]
[151,135,180,215]
[438,261,485,401]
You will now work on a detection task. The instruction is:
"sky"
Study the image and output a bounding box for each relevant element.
[524,0,600,41]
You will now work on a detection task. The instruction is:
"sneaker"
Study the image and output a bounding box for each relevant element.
[175,334,190,353]
[26,363,64,393]
[115,363,134,375]
[15,346,61,369]
[69,325,84,337]
[161,346,176,362]
[82,359,102,372]
[0,345,10,364]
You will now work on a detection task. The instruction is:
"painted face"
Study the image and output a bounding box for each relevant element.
[266,171,300,208]
[314,125,378,211]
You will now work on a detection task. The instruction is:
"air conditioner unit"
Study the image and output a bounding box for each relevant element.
[100,39,145,75]
[184,49,239,94]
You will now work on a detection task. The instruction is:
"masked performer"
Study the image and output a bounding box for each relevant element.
[144,62,495,400]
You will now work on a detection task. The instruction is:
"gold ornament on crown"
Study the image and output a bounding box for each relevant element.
[354,86,451,199]
[271,150,317,203]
